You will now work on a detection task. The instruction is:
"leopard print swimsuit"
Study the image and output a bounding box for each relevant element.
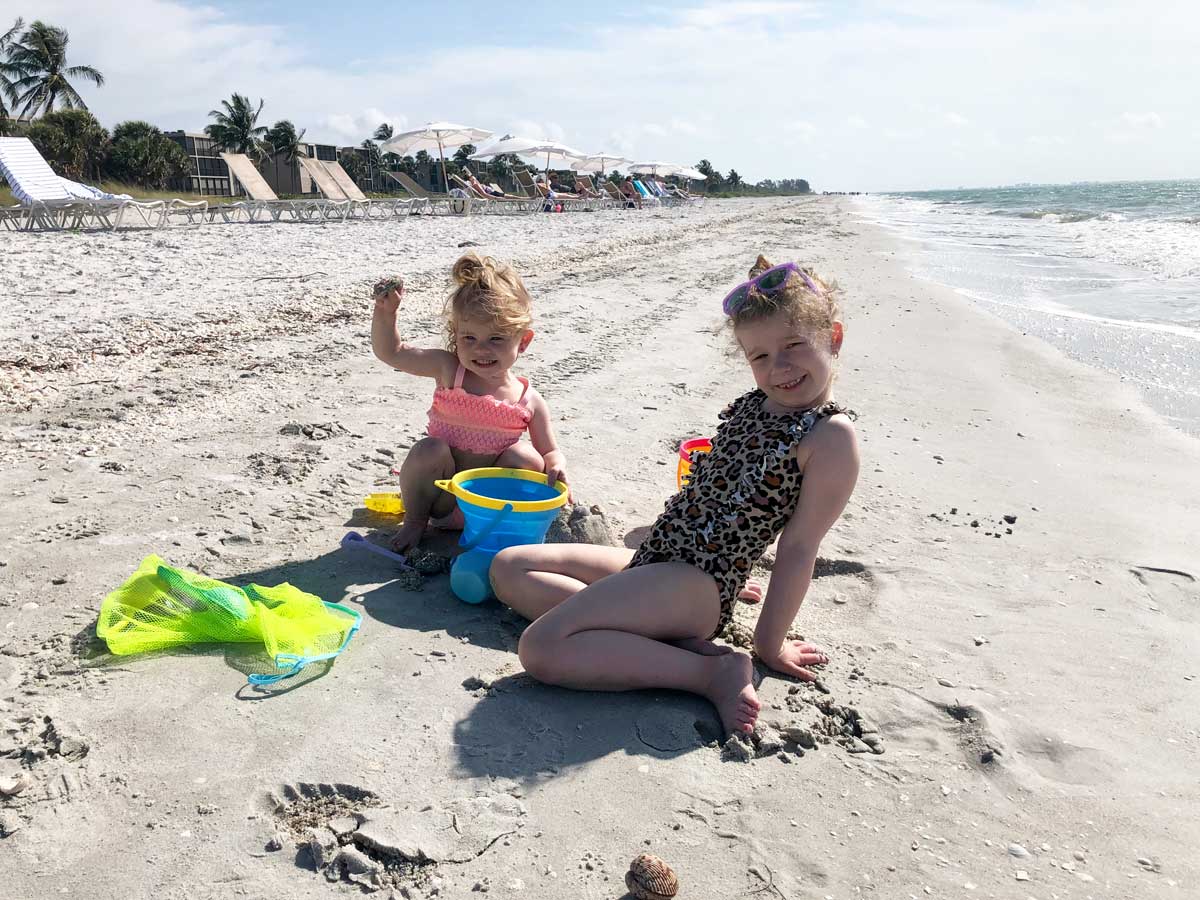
[627,389,853,639]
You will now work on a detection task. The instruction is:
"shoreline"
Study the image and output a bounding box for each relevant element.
[849,194,1200,436]
[2,197,1197,899]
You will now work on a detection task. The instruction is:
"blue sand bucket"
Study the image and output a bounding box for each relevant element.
[434,467,568,604]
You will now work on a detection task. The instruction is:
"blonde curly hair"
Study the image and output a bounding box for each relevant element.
[443,252,534,352]
[729,254,841,336]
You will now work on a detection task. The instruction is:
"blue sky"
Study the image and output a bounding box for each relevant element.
[10,1,1198,191]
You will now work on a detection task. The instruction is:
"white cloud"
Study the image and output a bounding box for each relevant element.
[668,117,701,136]
[1105,111,1166,145]
[882,127,923,142]
[785,121,818,142]
[845,115,870,129]
[944,112,970,127]
[322,110,407,142]
[507,120,568,143]
[677,2,821,28]
[1120,111,1164,129]
[1025,135,1067,147]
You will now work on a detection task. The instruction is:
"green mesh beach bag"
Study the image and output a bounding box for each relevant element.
[97,555,361,685]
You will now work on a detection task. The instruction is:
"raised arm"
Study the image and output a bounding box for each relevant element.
[371,283,457,381]
[525,389,569,490]
[754,415,860,680]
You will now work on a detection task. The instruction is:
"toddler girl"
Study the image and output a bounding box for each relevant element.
[490,255,858,735]
[371,253,568,553]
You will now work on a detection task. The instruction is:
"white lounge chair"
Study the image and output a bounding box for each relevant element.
[322,160,415,219]
[511,168,593,212]
[294,157,354,221]
[385,171,470,216]
[448,173,536,215]
[0,136,201,230]
[220,153,339,223]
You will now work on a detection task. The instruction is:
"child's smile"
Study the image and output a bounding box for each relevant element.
[455,315,531,381]
[737,311,838,411]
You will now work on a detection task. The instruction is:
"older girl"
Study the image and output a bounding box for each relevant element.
[490,256,858,735]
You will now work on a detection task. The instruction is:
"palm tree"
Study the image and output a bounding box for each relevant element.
[263,119,305,190]
[726,169,743,190]
[696,158,722,193]
[0,17,22,134]
[371,124,402,174]
[360,138,383,190]
[486,153,516,184]
[205,93,268,159]
[4,21,104,119]
[338,148,366,186]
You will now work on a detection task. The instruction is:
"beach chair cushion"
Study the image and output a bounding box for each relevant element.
[60,178,131,201]
[0,137,74,204]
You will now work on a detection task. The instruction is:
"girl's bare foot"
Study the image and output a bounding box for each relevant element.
[430,507,466,531]
[671,637,732,656]
[738,579,764,604]
[702,651,761,735]
[389,519,427,554]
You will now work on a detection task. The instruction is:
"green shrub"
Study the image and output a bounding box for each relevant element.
[107,120,189,188]
[25,108,108,180]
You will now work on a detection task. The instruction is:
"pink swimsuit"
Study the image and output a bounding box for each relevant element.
[427,365,533,455]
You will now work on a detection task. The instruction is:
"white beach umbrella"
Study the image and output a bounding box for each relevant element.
[379,121,494,192]
[629,161,684,176]
[676,167,707,181]
[571,153,633,176]
[517,141,587,175]
[468,134,546,160]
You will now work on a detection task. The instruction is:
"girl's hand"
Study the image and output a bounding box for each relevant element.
[373,277,404,314]
[760,640,828,681]
[546,463,572,501]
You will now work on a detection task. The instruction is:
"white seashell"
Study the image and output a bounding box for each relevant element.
[0,771,33,797]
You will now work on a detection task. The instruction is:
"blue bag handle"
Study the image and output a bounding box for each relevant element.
[247,601,363,686]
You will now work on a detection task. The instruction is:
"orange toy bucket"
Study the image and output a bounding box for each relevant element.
[677,437,713,490]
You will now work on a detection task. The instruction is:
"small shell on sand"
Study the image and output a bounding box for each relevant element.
[373,276,405,298]
[625,854,679,900]
[0,771,33,797]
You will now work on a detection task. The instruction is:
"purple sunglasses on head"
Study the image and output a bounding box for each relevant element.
[722,262,820,316]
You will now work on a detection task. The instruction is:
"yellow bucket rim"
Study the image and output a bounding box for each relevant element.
[434,467,568,513]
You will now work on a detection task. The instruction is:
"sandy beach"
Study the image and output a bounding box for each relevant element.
[2,197,1197,899]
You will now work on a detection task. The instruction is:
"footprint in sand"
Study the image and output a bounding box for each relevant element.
[267,781,523,892]
[1130,565,1197,610]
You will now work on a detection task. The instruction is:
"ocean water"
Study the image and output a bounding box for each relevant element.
[852,181,1200,434]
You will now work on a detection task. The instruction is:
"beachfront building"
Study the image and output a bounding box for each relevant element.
[165,130,348,198]
[165,131,233,196]
[257,141,336,196]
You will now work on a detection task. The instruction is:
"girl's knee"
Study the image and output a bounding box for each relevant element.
[496,442,543,471]
[403,436,452,468]
[488,547,521,598]
[516,624,559,683]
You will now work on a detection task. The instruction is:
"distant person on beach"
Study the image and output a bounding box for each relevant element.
[537,173,580,199]
[462,167,505,198]
[371,254,569,554]
[491,256,859,735]
[619,175,641,208]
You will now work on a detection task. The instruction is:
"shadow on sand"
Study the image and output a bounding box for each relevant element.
[92,520,726,772]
